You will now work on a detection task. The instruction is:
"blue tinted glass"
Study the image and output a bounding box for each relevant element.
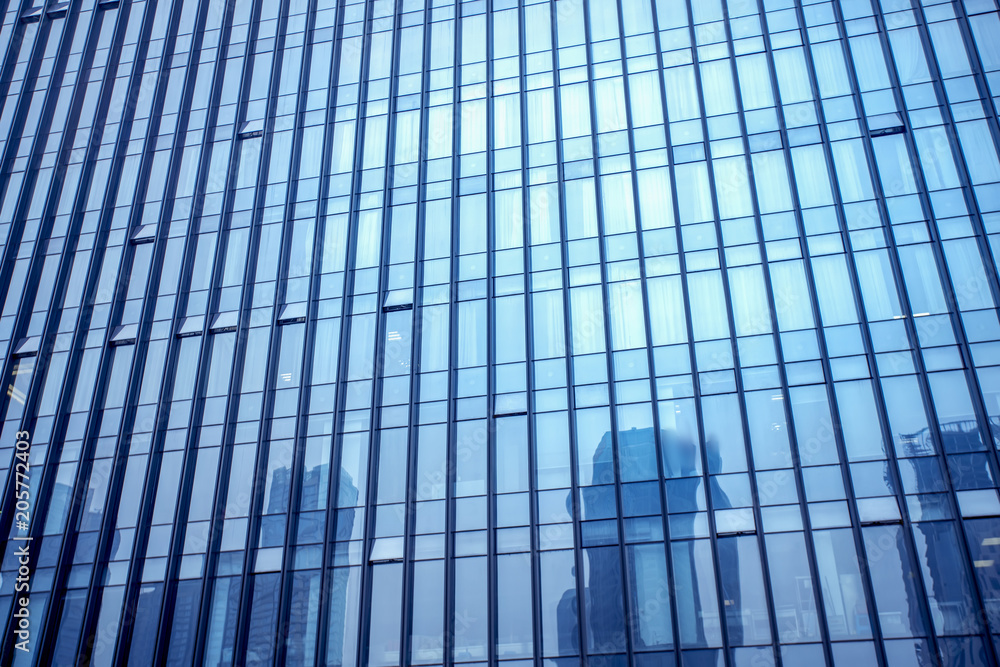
[861,525,930,638]
[540,550,579,657]
[584,546,627,653]
[718,536,772,646]
[673,540,723,648]
[7,0,1000,662]
[498,553,534,658]
[246,574,281,665]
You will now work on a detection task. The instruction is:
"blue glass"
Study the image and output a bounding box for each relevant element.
[861,525,929,639]
[540,550,579,657]
[246,574,281,665]
[3,0,1000,663]
[673,540,723,648]
[963,518,1000,633]
[327,568,361,667]
[411,560,444,665]
[453,557,489,661]
[498,553,534,658]
[584,546,627,653]
[718,536,772,646]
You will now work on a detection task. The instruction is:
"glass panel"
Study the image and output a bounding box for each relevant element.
[673,540,724,648]
[368,564,403,666]
[627,543,674,649]
[812,529,873,640]
[540,550,579,657]
[584,546,627,653]
[860,525,929,638]
[765,532,821,643]
[412,560,445,664]
[327,568,361,666]
[454,557,488,661]
[963,518,1000,634]
[498,553,534,658]
[718,536,772,646]
[246,574,281,664]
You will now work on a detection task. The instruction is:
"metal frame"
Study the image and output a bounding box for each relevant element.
[0,1,999,665]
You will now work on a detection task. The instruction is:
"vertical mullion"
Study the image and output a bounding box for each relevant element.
[720,1,854,665]
[514,3,543,666]
[639,2,723,663]
[705,2,832,664]
[766,0,948,663]
[0,8,78,440]
[906,3,1000,309]
[314,0,362,662]
[485,1,498,666]
[400,3,434,664]
[0,9,69,309]
[546,2,591,662]
[0,0,117,554]
[444,5,461,665]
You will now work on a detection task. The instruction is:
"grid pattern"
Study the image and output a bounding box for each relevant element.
[1,0,1000,665]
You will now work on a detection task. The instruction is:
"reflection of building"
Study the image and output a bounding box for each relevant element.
[325,468,356,667]
[895,421,990,636]
[586,430,627,654]
[557,427,741,653]
[262,466,290,546]
[556,587,579,655]
[283,462,339,664]
[904,417,1000,456]
[298,460,326,511]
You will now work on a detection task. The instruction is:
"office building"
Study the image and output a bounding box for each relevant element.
[1,0,1000,665]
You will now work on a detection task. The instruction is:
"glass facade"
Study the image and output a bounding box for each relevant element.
[2,0,1000,665]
